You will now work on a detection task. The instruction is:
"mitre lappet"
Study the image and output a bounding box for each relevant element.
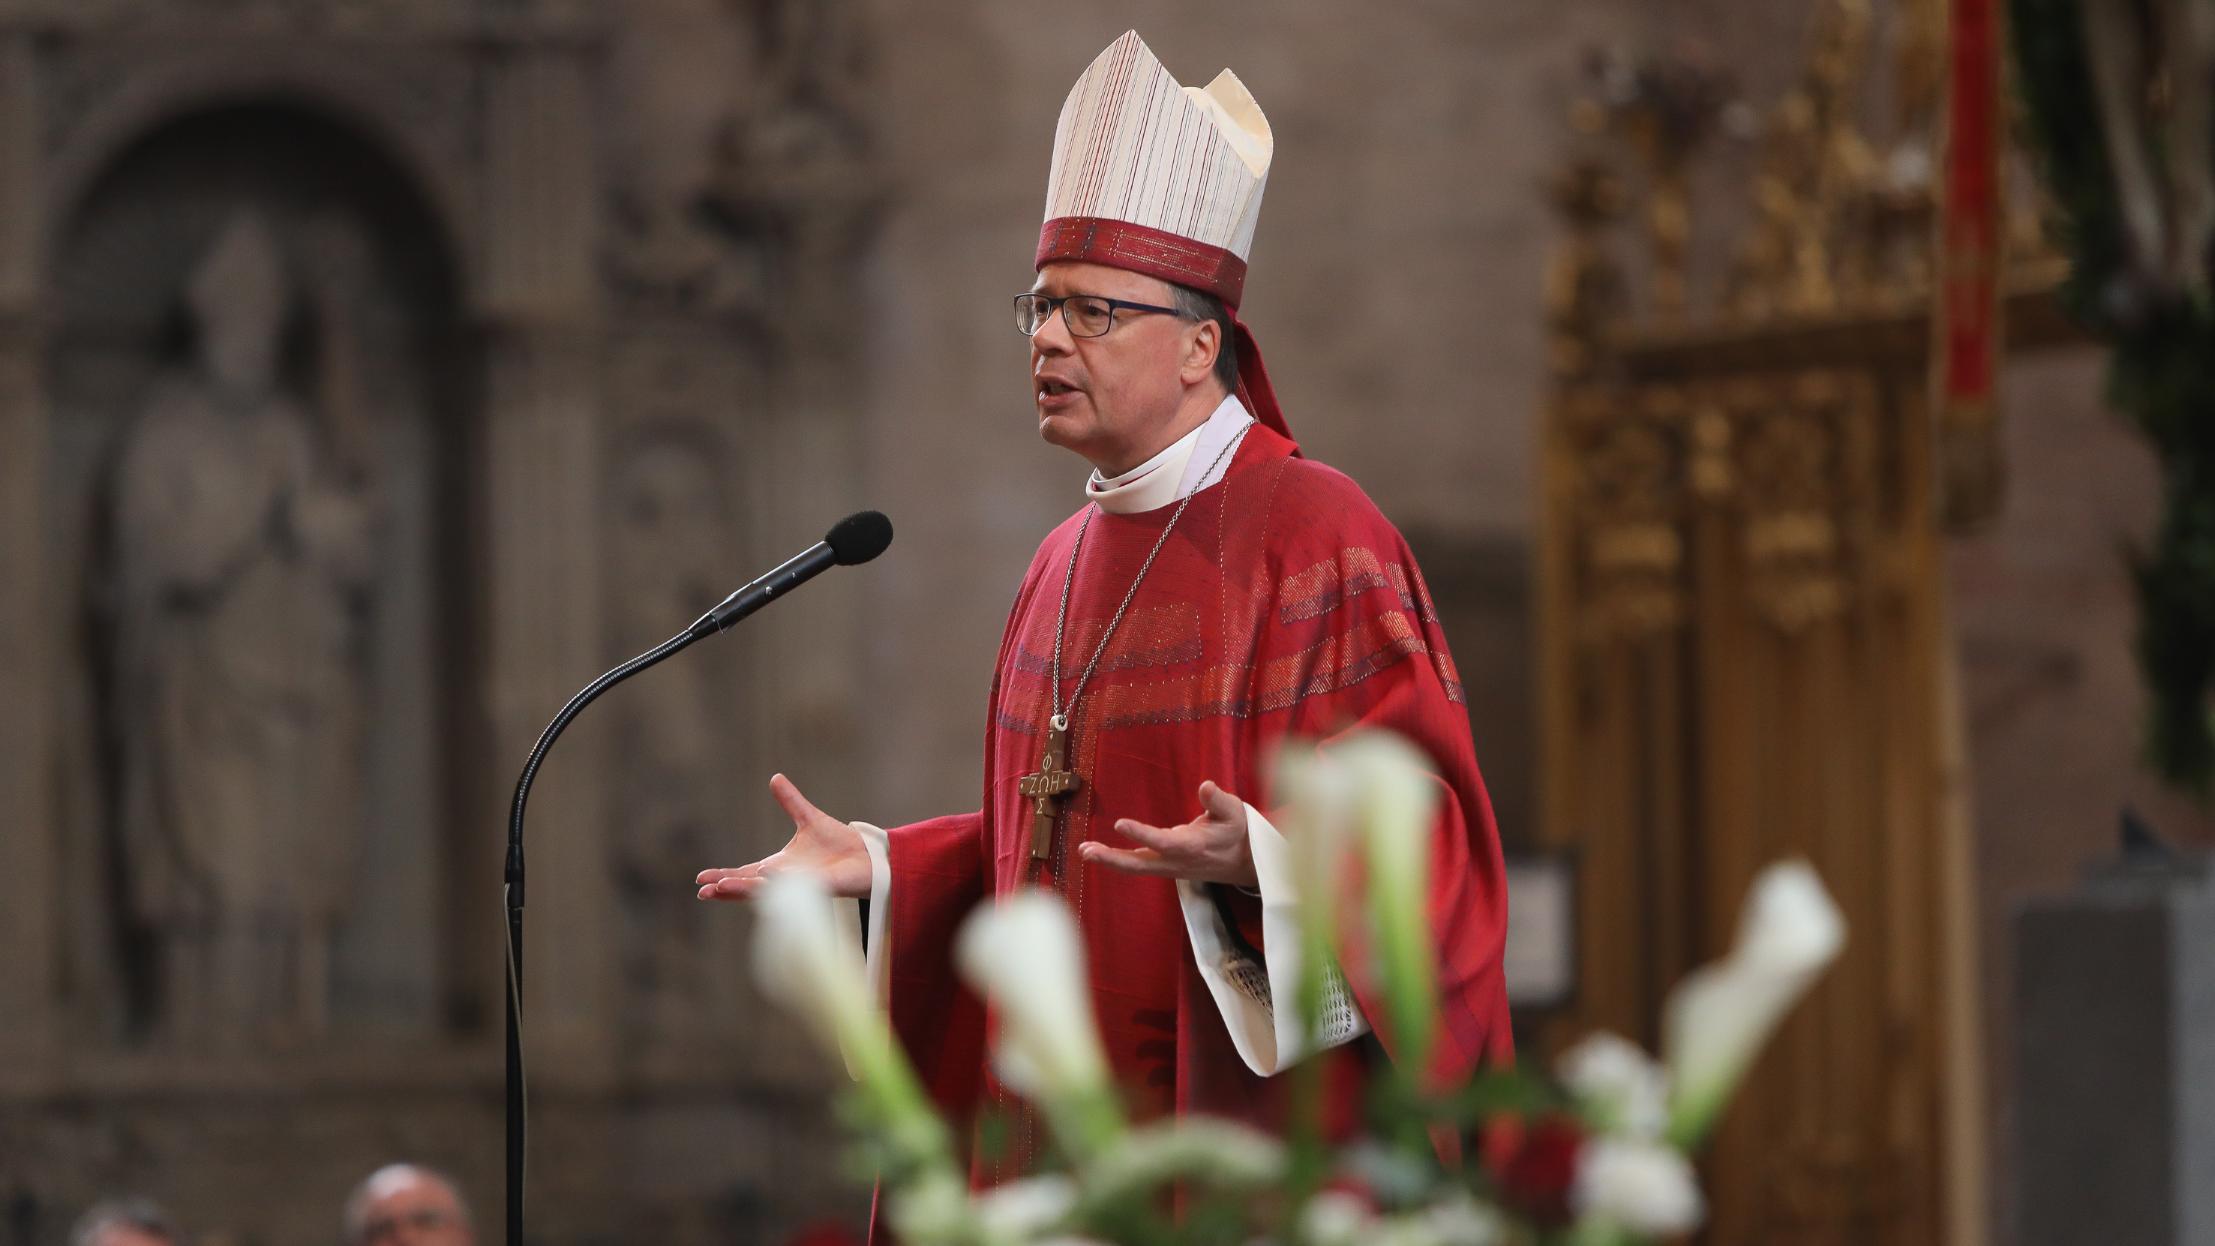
[1036,30,1292,444]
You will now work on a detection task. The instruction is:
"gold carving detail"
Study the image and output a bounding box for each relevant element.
[1728,373,1876,632]
[1543,145,1629,382]
[1554,371,1876,641]
[1557,388,1688,641]
[1722,0,1891,320]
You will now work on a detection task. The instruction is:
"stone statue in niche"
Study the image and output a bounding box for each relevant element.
[607,424,736,1040]
[105,210,380,1046]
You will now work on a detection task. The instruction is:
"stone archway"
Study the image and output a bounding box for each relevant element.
[39,60,480,307]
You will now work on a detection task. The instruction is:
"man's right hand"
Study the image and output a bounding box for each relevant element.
[695,773,871,901]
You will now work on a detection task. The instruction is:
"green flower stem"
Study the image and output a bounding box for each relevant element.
[1364,826,1437,1153]
[1039,1082,1127,1167]
[1562,1220,1642,1246]
[845,1021,958,1182]
[1664,1085,1724,1153]
[1286,914,1338,1202]
[2013,0,2215,798]
[1361,776,1439,1087]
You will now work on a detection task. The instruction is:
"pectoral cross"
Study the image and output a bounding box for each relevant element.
[1017,715,1081,860]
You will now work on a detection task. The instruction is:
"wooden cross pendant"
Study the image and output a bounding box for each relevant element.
[1017,715,1081,860]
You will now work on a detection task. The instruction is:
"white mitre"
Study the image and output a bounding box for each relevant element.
[1034,30,1293,441]
[1038,30,1274,272]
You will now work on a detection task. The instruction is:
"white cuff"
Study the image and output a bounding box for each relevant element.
[1176,803,1370,1075]
[833,820,893,1081]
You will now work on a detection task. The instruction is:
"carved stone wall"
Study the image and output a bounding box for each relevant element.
[0,3,876,1242]
[0,26,53,1072]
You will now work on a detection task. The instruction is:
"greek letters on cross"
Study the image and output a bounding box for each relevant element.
[1018,715,1080,860]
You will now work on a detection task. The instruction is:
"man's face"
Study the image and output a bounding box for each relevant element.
[1028,260,1202,472]
[355,1171,473,1246]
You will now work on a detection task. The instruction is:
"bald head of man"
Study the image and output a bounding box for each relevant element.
[70,1199,184,1246]
[340,1165,473,1246]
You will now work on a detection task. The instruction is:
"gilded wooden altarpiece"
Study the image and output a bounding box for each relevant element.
[1538,2,2077,1243]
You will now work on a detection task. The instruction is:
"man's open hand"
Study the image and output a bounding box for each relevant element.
[1081,780,1258,889]
[695,773,871,901]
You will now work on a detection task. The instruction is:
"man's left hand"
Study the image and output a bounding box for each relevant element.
[1082,780,1258,889]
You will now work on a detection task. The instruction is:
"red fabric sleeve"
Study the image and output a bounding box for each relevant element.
[883,812,990,1125]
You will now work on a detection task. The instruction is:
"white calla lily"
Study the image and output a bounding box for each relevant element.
[1662,859,1846,1146]
[1557,1031,1670,1140]
[751,869,876,1058]
[1268,740,1367,1058]
[1330,733,1442,1071]
[1417,1195,1506,1246]
[1416,1192,1506,1246]
[1298,1190,1378,1246]
[955,890,1124,1155]
[1270,743,1365,916]
[955,889,1110,1097]
[1571,1136,1705,1236]
[974,1175,1078,1240]
[749,870,947,1175]
[1270,730,1441,1069]
[885,1169,982,1246]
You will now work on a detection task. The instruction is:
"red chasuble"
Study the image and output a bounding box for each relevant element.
[880,421,1513,1188]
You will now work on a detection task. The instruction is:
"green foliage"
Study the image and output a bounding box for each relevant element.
[2011,0,2128,324]
[2012,0,2215,796]
[2116,311,2215,794]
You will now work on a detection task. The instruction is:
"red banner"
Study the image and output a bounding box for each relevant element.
[1940,0,2001,414]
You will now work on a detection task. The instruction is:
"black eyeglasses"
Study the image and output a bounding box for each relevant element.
[1014,292,1184,338]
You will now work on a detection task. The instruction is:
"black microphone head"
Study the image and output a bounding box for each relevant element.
[825,510,893,566]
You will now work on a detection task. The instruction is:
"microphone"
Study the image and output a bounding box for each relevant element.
[690,510,894,638]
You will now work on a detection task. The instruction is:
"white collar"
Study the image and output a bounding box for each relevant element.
[1086,395,1254,515]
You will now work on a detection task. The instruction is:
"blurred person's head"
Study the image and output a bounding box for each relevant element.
[340,1165,473,1246]
[69,1198,186,1246]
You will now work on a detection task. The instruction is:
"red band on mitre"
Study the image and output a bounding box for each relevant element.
[1035,216,1295,448]
[1036,216,1248,306]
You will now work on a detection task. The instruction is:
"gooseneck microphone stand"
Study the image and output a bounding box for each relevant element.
[505,627,697,1246]
[503,510,891,1246]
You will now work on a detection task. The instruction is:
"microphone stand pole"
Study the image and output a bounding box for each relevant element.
[500,511,888,1245]
[505,626,701,1246]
